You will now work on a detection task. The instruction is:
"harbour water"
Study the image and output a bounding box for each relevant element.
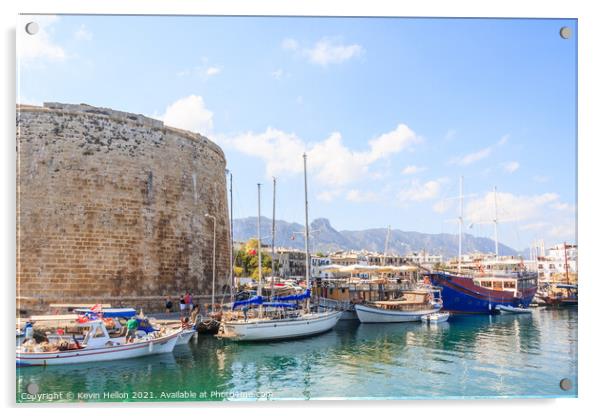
[17,308,577,402]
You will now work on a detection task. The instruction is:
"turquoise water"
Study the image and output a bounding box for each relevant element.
[17,308,577,402]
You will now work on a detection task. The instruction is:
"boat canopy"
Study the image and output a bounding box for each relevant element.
[554,284,578,289]
[274,288,311,301]
[74,307,137,318]
[232,296,264,309]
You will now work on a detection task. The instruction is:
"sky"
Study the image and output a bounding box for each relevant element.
[16,15,577,251]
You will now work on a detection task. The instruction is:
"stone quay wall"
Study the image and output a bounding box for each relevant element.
[17,103,231,315]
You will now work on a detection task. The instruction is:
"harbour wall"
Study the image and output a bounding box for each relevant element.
[17,103,231,315]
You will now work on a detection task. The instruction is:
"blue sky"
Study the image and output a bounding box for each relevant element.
[17,15,577,251]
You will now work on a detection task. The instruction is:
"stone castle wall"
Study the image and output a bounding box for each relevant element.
[17,103,231,315]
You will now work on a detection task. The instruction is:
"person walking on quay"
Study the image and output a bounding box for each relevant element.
[165,297,173,314]
[125,316,138,343]
[184,292,192,315]
[179,295,186,318]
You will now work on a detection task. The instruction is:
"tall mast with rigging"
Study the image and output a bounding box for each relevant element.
[271,177,277,298]
[257,183,263,304]
[383,225,391,267]
[458,176,464,274]
[303,153,311,313]
[229,171,234,302]
[493,186,499,261]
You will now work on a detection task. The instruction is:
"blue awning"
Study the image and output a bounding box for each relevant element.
[232,296,264,309]
[74,308,137,318]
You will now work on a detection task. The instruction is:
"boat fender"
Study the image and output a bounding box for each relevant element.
[149,342,153,352]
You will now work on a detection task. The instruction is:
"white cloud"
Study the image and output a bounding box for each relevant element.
[316,189,342,202]
[228,127,306,178]
[520,222,549,231]
[74,24,92,41]
[398,179,445,203]
[450,135,509,166]
[502,161,520,173]
[552,202,575,212]
[548,223,576,240]
[451,147,492,166]
[402,165,426,175]
[306,38,364,66]
[345,189,380,203]
[282,37,364,67]
[176,60,222,79]
[206,66,221,76]
[226,124,419,186]
[159,95,213,135]
[18,16,66,67]
[465,191,559,224]
[433,198,454,214]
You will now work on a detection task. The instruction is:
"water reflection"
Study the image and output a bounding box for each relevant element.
[17,308,577,401]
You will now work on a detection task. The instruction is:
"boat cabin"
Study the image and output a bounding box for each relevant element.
[81,321,122,348]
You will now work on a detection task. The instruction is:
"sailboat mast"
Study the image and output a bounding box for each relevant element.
[271,177,276,298]
[229,171,234,303]
[383,225,391,266]
[458,176,464,274]
[257,183,263,299]
[564,242,570,284]
[303,153,311,312]
[494,186,499,261]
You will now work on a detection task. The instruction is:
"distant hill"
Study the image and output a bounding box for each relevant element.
[233,217,518,259]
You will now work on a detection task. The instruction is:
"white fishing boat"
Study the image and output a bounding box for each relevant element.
[17,320,181,366]
[355,289,443,323]
[421,311,450,324]
[176,328,196,345]
[218,154,342,341]
[495,304,533,315]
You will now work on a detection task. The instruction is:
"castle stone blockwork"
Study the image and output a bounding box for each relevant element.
[17,103,230,314]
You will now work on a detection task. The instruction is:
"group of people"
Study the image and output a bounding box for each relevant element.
[164,292,194,315]
[165,292,200,328]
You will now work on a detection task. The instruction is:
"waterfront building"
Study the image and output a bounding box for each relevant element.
[534,243,578,283]
[330,251,368,266]
[276,248,307,279]
[402,251,444,267]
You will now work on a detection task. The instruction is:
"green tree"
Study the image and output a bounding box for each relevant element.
[234,238,276,280]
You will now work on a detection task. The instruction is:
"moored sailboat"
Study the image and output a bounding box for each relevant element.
[218,154,342,341]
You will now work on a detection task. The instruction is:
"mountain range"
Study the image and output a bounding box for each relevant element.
[233,217,519,259]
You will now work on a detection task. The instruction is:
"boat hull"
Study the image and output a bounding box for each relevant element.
[427,272,537,314]
[421,312,450,323]
[16,331,180,366]
[219,310,342,341]
[176,329,196,345]
[496,305,532,315]
[355,303,441,323]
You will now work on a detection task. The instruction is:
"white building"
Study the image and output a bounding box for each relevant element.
[535,243,577,282]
